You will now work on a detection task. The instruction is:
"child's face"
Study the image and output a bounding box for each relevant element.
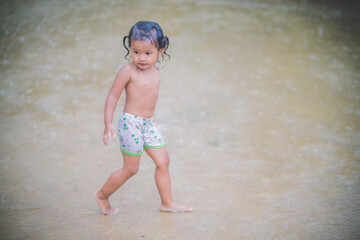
[130,40,162,70]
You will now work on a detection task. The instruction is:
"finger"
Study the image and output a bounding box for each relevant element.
[103,134,110,145]
[107,133,112,144]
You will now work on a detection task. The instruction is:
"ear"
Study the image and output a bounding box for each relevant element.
[158,48,165,56]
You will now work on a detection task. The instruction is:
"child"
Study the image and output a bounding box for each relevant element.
[95,21,193,215]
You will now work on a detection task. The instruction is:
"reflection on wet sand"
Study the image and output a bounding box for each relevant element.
[0,0,359,239]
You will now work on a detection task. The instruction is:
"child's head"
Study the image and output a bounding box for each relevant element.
[123,21,170,62]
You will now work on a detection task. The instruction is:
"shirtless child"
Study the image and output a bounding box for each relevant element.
[95,21,193,215]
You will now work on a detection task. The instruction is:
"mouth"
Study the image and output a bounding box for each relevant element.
[138,63,147,67]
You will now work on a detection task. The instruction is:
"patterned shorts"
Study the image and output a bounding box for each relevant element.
[117,112,165,156]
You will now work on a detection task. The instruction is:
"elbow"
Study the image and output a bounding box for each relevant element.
[106,94,119,104]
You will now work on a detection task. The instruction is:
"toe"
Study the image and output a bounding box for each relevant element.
[109,208,119,214]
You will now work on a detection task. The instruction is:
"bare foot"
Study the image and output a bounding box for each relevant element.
[94,191,119,215]
[160,202,193,213]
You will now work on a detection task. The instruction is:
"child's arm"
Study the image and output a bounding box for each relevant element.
[103,65,131,145]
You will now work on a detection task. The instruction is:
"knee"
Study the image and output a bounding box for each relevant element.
[124,166,139,177]
[157,155,170,170]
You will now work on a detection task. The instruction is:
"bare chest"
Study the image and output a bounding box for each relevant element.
[127,69,161,97]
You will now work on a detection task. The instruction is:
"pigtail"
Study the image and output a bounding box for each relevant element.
[162,35,170,60]
[123,36,130,60]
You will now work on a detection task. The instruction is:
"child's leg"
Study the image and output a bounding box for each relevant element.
[95,154,141,215]
[145,147,193,213]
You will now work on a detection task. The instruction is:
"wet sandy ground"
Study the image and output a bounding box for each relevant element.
[1,0,360,239]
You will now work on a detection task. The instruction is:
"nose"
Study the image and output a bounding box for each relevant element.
[139,54,146,61]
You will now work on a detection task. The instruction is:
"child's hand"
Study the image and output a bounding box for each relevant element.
[103,123,116,145]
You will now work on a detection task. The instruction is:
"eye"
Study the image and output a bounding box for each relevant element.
[133,51,138,54]
[146,52,152,55]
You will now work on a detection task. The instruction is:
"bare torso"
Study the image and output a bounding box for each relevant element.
[122,63,160,118]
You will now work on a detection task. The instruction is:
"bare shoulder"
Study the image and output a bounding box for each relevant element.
[117,63,139,80]
[113,64,134,83]
[116,63,134,77]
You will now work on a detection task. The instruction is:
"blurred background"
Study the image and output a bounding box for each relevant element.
[0,0,359,239]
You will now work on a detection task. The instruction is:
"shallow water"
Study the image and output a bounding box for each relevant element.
[1,0,360,239]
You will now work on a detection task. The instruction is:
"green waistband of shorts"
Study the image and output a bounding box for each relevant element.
[120,149,142,157]
[144,144,166,149]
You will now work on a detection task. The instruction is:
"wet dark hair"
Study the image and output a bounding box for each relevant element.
[123,21,170,61]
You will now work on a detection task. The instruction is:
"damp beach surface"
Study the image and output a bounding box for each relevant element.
[1,0,360,239]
